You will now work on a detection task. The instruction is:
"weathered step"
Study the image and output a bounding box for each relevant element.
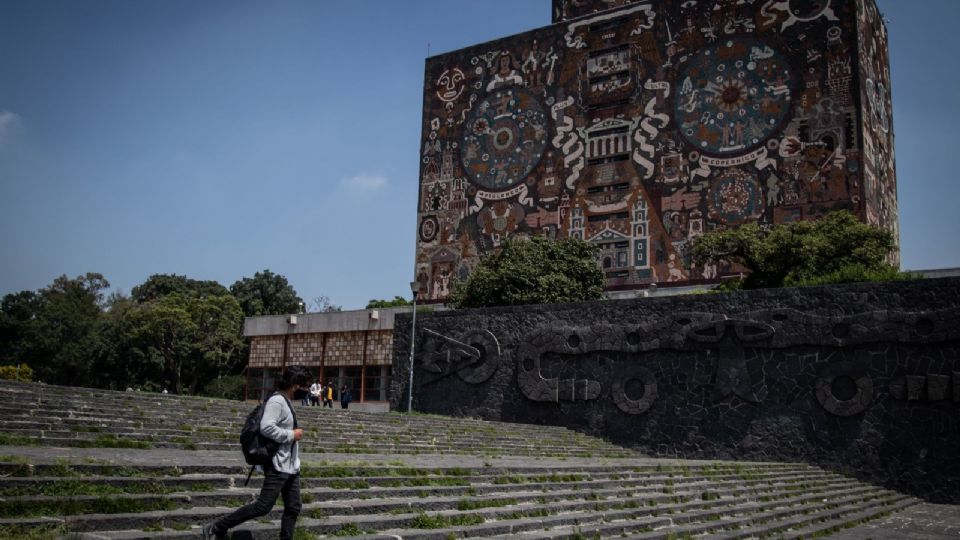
[0,466,853,534]
[22,472,873,536]
[776,495,920,540]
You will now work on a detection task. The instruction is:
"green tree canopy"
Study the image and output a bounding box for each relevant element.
[690,210,904,289]
[125,292,243,394]
[0,273,110,385]
[1,272,248,396]
[365,296,412,309]
[229,269,303,317]
[131,274,229,303]
[0,290,42,367]
[450,237,605,308]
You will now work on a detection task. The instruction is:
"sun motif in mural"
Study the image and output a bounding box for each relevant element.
[675,38,795,156]
[461,87,548,191]
[716,79,748,113]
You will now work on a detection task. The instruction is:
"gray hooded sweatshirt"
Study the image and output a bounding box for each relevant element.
[260,394,300,474]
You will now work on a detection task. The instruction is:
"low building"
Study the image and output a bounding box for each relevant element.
[243,307,412,404]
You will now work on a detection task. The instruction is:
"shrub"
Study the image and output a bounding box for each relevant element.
[0,364,32,382]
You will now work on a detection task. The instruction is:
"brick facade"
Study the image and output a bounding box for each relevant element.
[248,330,393,369]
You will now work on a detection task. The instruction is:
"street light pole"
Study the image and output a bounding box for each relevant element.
[407,280,419,413]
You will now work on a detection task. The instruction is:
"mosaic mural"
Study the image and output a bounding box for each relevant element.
[416,0,896,301]
[552,0,650,23]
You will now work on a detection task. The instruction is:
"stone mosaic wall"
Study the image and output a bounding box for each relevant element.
[365,331,395,366]
[391,277,960,502]
[248,330,394,368]
[248,336,284,368]
[286,334,324,365]
[416,0,896,301]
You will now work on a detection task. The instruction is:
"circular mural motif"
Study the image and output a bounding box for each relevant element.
[611,367,658,415]
[418,215,439,243]
[675,39,794,156]
[461,87,548,191]
[708,169,764,225]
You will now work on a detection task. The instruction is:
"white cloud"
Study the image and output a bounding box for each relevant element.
[0,111,19,143]
[340,172,387,192]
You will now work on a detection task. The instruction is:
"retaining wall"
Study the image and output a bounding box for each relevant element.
[390,278,960,502]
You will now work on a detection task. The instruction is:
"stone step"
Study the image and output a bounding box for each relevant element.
[655,492,919,540]
[0,471,864,534]
[0,380,929,540]
[1,437,627,458]
[0,459,810,480]
[0,415,617,446]
[0,465,838,509]
[776,495,920,539]
[477,489,911,539]
[0,426,613,450]
[75,483,903,539]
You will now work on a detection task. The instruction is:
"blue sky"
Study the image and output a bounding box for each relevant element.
[0,0,957,310]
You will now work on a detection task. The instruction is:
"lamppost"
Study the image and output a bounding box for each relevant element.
[407,280,420,413]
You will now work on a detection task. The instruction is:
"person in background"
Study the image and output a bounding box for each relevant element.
[323,382,334,408]
[340,385,352,409]
[309,379,321,407]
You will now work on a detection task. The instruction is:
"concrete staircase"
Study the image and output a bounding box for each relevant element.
[0,380,630,458]
[0,380,919,539]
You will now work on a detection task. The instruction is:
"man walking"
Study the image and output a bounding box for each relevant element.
[203,365,310,540]
[309,379,322,406]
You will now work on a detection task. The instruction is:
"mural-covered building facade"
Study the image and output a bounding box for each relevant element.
[415,0,896,300]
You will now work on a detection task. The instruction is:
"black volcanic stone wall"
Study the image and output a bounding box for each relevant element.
[390,278,960,503]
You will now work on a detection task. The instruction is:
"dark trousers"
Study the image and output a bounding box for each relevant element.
[212,466,301,539]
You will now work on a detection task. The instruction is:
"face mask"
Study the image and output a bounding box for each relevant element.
[293,388,309,401]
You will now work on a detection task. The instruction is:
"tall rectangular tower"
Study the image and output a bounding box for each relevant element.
[415,0,896,301]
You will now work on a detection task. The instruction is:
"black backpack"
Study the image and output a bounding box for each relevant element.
[240,392,297,484]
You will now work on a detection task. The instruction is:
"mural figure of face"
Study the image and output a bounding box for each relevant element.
[437,68,466,103]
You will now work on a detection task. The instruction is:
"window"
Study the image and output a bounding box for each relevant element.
[342,367,362,401]
[246,369,263,401]
[364,366,390,401]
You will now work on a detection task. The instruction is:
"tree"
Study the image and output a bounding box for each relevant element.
[131,274,229,304]
[0,290,42,367]
[690,210,905,290]
[9,273,110,386]
[311,295,342,313]
[126,294,196,394]
[365,296,412,309]
[188,293,244,384]
[449,237,605,308]
[125,292,243,395]
[91,292,140,391]
[229,270,303,317]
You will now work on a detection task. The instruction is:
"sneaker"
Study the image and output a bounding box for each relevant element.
[202,523,226,540]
